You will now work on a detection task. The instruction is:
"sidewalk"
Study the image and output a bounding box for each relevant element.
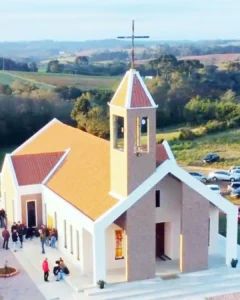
[0,237,45,300]
[0,230,77,300]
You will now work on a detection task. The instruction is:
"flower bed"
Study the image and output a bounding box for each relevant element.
[0,267,18,278]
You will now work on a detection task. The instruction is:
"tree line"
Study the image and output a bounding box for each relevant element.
[2,54,240,147]
[0,58,38,72]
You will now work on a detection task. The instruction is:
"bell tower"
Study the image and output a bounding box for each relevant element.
[109,69,157,197]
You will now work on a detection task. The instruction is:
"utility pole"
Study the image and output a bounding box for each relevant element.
[2,57,4,71]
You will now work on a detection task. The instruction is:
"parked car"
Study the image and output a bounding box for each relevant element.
[230,190,240,199]
[188,171,208,183]
[202,154,220,164]
[207,184,221,194]
[229,166,240,173]
[208,170,240,182]
[227,182,240,193]
[232,169,240,176]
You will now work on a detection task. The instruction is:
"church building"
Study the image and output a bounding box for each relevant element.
[0,67,238,286]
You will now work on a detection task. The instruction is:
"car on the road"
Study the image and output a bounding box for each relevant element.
[208,170,240,182]
[227,182,240,193]
[188,171,208,183]
[229,166,240,173]
[202,153,220,164]
[230,189,240,199]
[207,184,221,194]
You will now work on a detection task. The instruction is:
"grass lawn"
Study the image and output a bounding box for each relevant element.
[7,71,121,90]
[166,128,240,167]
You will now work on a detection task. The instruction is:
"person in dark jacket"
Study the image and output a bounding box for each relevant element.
[12,229,18,252]
[2,227,10,250]
[11,222,17,233]
[17,223,24,248]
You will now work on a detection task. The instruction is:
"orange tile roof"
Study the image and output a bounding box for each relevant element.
[11,152,65,186]
[14,121,80,155]
[13,120,118,221]
[131,75,152,108]
[156,144,169,166]
[12,120,167,221]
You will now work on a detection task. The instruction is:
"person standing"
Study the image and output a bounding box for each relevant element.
[11,222,17,233]
[12,229,18,252]
[42,258,50,282]
[39,229,46,254]
[50,229,57,248]
[17,223,24,248]
[2,227,10,250]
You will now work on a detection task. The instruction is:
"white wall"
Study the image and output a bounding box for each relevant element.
[155,175,181,259]
[209,204,219,254]
[80,227,93,274]
[42,186,94,268]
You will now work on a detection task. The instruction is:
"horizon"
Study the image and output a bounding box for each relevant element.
[1,0,240,42]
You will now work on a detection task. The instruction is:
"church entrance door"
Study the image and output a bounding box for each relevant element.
[156,223,165,258]
[27,201,37,227]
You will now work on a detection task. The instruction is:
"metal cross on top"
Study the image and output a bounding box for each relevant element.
[117,20,150,69]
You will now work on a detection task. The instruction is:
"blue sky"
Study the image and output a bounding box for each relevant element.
[0,0,239,41]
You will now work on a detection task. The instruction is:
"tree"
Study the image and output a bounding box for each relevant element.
[75,56,89,65]
[47,60,63,73]
[0,84,12,95]
[220,89,236,102]
[29,62,38,72]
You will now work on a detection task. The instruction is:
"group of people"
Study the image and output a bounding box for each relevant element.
[42,257,69,282]
[39,225,58,254]
[2,221,26,251]
[0,209,6,228]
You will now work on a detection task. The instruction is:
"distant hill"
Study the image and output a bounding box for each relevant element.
[0,39,160,62]
[179,53,240,65]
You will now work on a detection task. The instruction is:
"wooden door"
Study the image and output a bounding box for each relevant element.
[156,223,165,258]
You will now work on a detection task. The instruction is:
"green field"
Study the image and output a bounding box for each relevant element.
[161,128,240,167]
[0,71,120,91]
[0,71,56,90]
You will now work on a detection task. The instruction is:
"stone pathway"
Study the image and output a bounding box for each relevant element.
[0,240,45,300]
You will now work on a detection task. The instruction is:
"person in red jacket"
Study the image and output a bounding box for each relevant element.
[42,258,50,282]
[2,227,10,250]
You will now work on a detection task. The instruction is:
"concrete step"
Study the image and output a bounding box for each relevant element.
[132,277,240,300]
[81,269,240,300]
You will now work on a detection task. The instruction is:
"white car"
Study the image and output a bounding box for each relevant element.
[229,166,240,173]
[188,171,208,183]
[207,184,221,194]
[208,170,240,182]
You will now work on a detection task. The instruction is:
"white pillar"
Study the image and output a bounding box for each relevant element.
[80,227,93,274]
[93,227,106,286]
[226,207,238,266]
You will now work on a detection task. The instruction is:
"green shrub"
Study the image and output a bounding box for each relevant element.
[178,128,196,141]
[205,120,227,134]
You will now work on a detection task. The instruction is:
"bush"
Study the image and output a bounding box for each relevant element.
[205,120,227,134]
[179,128,196,141]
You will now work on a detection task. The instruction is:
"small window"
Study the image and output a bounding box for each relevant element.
[113,115,124,151]
[156,190,160,207]
[134,117,149,153]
